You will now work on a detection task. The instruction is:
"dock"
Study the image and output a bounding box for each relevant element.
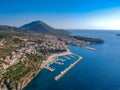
[54,56,83,81]
[63,55,71,60]
[57,59,65,62]
[55,61,64,65]
[68,54,75,58]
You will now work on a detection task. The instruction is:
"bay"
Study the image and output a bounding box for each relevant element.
[25,30,120,90]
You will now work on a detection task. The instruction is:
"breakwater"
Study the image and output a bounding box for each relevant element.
[55,56,83,81]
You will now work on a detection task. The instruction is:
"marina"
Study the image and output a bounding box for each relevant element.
[43,54,79,72]
[41,50,83,81]
[55,56,83,81]
[43,55,70,72]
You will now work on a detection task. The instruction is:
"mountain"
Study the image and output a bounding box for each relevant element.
[0,25,16,32]
[19,21,70,36]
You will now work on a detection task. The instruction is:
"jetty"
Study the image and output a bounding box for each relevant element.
[44,65,55,72]
[54,56,83,81]
[83,46,96,50]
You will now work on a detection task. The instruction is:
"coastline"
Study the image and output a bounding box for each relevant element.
[41,49,72,69]
[22,48,72,89]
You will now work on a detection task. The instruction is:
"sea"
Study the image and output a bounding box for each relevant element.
[24,30,120,90]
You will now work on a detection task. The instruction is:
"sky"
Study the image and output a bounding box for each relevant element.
[0,0,120,30]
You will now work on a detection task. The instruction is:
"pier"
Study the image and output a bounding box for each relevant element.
[57,59,65,62]
[55,61,64,65]
[63,55,71,60]
[68,54,75,58]
[83,46,96,50]
[54,56,83,81]
[44,65,55,72]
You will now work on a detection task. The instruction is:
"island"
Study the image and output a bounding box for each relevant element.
[116,34,120,36]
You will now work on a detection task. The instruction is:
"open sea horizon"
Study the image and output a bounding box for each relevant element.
[25,30,120,90]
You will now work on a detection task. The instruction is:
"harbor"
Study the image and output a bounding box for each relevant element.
[54,56,83,81]
[40,49,83,81]
[42,54,75,72]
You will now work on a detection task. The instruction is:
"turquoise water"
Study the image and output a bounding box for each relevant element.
[25,30,120,90]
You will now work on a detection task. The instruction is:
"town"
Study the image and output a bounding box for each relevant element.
[0,32,88,89]
[0,33,86,71]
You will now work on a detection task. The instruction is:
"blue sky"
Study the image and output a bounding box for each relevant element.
[0,0,120,30]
